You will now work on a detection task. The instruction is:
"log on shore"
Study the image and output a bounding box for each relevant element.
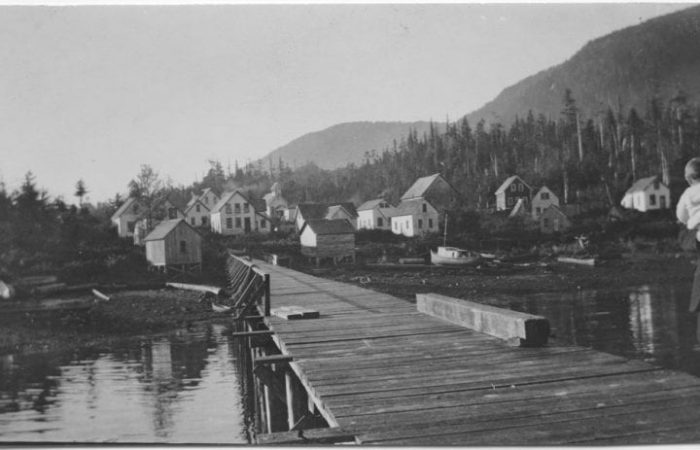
[166,282,222,296]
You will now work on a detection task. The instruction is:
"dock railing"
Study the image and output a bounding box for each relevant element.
[226,252,271,317]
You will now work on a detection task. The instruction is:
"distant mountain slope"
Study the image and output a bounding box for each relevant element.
[261,121,440,170]
[466,5,700,125]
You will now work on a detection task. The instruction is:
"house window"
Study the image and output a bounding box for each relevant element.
[422,203,427,213]
[377,217,383,227]
[179,240,187,253]
[543,218,550,228]
[190,217,195,225]
[196,205,200,212]
[428,219,433,228]
[654,180,660,190]
[201,217,207,226]
[541,192,549,200]
[518,184,523,192]
[225,204,232,214]
[235,218,241,228]
[261,219,267,229]
[127,221,136,232]
[243,203,249,213]
[507,197,513,206]
[511,184,517,192]
[418,219,423,229]
[168,208,178,219]
[226,218,233,229]
[536,207,541,214]
[235,203,241,213]
[649,194,656,206]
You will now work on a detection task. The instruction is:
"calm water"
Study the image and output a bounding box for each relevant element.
[0,323,251,444]
[509,283,700,377]
[3,282,700,443]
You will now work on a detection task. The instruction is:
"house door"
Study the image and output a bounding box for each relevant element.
[244,217,251,232]
[660,195,667,209]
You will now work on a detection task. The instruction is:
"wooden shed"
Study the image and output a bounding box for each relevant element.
[300,219,356,266]
[143,218,202,274]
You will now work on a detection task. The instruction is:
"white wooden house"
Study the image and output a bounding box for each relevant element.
[620,176,670,212]
[110,197,143,238]
[210,191,268,235]
[390,198,439,237]
[357,199,395,231]
[184,199,210,228]
[143,218,202,274]
[325,204,358,229]
[300,219,356,266]
[495,175,532,211]
[532,186,559,219]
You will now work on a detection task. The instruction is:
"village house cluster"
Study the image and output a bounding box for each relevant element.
[110,171,672,270]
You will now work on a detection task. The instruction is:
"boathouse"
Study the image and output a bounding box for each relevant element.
[620,175,670,212]
[143,218,202,273]
[299,219,355,266]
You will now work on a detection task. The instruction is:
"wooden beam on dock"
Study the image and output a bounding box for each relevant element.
[229,330,274,338]
[255,427,357,445]
[416,293,550,346]
[255,354,293,366]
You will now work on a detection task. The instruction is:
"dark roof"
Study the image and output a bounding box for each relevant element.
[143,218,197,241]
[297,203,329,220]
[358,199,387,211]
[336,202,358,218]
[301,219,355,236]
[495,175,532,195]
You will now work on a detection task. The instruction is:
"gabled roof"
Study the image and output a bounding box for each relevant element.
[143,218,198,241]
[184,198,210,215]
[625,175,665,194]
[135,196,183,220]
[301,219,355,236]
[495,175,532,195]
[110,197,138,221]
[297,203,329,221]
[358,199,390,211]
[210,190,253,213]
[534,185,559,198]
[401,173,448,200]
[336,202,358,218]
[541,204,568,218]
[392,198,437,217]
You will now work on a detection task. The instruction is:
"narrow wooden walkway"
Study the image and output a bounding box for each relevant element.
[257,261,700,445]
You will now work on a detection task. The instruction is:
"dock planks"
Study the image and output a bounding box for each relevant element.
[256,260,700,445]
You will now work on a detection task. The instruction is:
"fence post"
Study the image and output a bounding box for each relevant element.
[263,273,271,317]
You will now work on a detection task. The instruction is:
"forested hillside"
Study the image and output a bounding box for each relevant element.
[259,121,442,170]
[467,5,700,126]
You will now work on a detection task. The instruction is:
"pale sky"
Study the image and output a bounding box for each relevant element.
[0,2,692,203]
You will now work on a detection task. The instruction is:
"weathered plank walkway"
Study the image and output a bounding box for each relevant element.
[256,260,700,445]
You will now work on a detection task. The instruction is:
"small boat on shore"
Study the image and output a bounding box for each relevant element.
[430,246,481,266]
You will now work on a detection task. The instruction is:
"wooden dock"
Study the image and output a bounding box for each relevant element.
[251,260,700,445]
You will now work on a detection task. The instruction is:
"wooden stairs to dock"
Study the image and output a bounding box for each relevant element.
[252,259,700,446]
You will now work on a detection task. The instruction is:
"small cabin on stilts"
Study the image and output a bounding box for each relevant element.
[300,219,356,267]
[143,218,202,275]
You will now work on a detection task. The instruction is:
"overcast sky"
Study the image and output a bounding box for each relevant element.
[0,3,691,203]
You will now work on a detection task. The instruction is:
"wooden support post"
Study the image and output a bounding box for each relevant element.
[285,370,295,430]
[263,384,273,434]
[263,273,270,317]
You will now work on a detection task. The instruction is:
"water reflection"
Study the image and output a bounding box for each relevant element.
[506,283,700,377]
[0,324,248,443]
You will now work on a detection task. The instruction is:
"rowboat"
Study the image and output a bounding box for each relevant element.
[430,246,482,266]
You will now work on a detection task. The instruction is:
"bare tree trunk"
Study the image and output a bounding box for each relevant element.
[630,133,637,181]
[576,111,584,162]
